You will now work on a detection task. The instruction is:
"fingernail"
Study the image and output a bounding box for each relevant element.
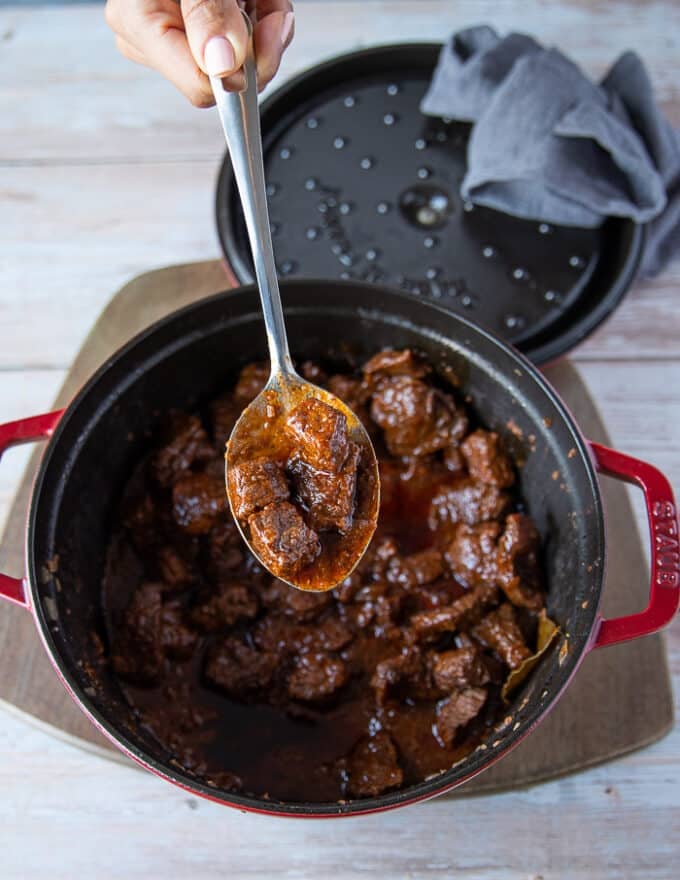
[281,11,294,47]
[204,36,236,76]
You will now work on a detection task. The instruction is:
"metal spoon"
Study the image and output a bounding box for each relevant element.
[211,14,379,592]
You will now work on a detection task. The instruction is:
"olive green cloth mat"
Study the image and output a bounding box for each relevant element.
[0,261,673,795]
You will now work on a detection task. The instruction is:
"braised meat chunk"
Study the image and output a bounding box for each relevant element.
[435,688,488,747]
[285,396,351,473]
[172,472,226,535]
[472,603,531,669]
[308,618,354,652]
[161,602,198,660]
[227,458,290,520]
[124,494,158,552]
[211,393,242,451]
[385,548,444,588]
[445,522,503,588]
[327,374,371,412]
[262,578,333,621]
[496,513,544,610]
[204,637,277,698]
[152,414,214,488]
[445,515,544,612]
[443,445,466,474]
[233,362,269,403]
[343,733,404,798]
[461,429,515,488]
[370,376,468,457]
[111,582,163,686]
[289,442,359,533]
[190,583,259,632]
[287,652,349,702]
[362,348,429,381]
[206,520,244,578]
[156,544,195,590]
[299,360,328,385]
[411,583,500,641]
[431,645,490,692]
[371,647,442,705]
[429,477,510,529]
[248,501,321,575]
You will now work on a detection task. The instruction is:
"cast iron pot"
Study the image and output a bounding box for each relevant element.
[215,43,645,366]
[1,281,678,818]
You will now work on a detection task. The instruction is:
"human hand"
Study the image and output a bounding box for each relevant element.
[105,0,294,107]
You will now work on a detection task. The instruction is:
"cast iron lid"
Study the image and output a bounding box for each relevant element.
[216,43,644,365]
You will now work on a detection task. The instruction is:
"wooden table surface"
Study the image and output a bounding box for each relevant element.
[1,2,678,877]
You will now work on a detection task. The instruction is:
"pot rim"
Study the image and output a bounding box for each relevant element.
[24,280,606,816]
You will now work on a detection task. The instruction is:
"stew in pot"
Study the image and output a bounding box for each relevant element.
[102,349,547,802]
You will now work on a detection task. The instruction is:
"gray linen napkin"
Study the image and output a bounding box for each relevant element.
[421,26,680,276]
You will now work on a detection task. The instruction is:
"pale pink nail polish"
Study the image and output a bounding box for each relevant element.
[281,11,294,47]
[204,36,236,76]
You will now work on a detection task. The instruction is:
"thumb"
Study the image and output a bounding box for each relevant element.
[181,0,249,78]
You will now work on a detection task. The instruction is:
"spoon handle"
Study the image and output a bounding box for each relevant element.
[210,14,293,377]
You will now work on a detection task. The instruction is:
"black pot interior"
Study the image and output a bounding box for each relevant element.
[28,282,604,814]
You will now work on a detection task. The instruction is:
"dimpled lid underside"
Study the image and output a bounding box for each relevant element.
[220,51,639,355]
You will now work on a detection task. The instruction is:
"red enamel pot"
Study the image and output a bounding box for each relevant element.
[1,281,678,817]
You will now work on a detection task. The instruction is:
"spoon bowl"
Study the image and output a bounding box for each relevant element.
[226,371,380,591]
[212,12,379,590]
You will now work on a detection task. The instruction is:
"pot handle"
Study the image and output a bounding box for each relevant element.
[0,410,64,609]
[589,441,680,649]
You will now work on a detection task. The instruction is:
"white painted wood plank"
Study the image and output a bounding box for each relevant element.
[575,361,680,475]
[0,701,678,880]
[576,271,680,361]
[1,161,680,370]
[0,163,221,370]
[1,1,678,163]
